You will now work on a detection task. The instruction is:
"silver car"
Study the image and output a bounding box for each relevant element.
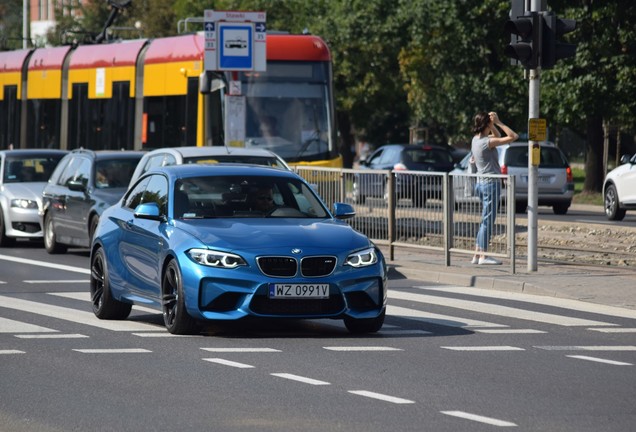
[0,149,68,246]
[452,142,574,214]
[129,146,291,188]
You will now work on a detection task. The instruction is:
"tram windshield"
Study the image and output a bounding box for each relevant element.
[239,62,335,164]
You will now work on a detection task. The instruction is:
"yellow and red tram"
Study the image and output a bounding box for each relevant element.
[0,33,341,167]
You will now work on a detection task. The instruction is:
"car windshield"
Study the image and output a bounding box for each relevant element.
[174,175,330,219]
[3,154,65,183]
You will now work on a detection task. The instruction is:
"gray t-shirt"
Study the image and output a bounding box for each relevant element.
[471,135,500,175]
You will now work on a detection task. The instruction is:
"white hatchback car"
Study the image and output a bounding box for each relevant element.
[452,142,574,214]
[603,153,636,220]
[129,146,291,188]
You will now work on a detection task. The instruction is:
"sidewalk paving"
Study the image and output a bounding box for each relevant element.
[386,247,636,311]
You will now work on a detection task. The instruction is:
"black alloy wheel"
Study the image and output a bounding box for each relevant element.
[162,260,199,335]
[90,247,132,319]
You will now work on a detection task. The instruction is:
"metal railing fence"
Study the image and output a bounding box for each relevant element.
[295,166,516,273]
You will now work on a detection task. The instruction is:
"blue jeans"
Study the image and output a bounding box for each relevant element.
[475,180,501,252]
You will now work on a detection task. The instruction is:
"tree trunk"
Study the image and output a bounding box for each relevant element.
[583,114,604,193]
[337,111,355,168]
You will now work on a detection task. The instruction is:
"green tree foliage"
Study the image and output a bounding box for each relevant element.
[398,0,527,147]
[543,0,636,192]
[0,0,27,50]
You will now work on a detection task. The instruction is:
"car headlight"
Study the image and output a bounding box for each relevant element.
[345,247,378,268]
[11,199,38,209]
[187,248,247,269]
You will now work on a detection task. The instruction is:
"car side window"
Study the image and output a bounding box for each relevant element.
[124,177,151,210]
[74,158,92,187]
[142,175,168,215]
[58,157,82,186]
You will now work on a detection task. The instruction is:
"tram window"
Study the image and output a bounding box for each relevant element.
[26,99,61,149]
[1,86,20,150]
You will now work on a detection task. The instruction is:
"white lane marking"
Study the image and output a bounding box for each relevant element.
[441,346,525,351]
[0,350,25,355]
[388,305,506,328]
[16,333,88,339]
[0,317,58,333]
[50,292,158,315]
[420,286,636,320]
[380,329,433,335]
[589,328,636,333]
[390,291,616,327]
[0,295,161,332]
[0,254,90,274]
[535,345,636,351]
[202,358,255,368]
[474,329,546,334]
[201,348,281,353]
[323,346,403,352]
[73,348,152,354]
[441,410,517,427]
[567,355,633,366]
[24,280,88,284]
[348,390,415,404]
[132,333,195,338]
[270,373,330,386]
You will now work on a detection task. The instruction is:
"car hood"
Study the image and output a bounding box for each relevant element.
[174,218,372,252]
[1,182,47,200]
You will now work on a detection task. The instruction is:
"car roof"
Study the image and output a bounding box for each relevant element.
[150,163,299,179]
[0,149,68,157]
[68,149,144,159]
[142,146,282,158]
[379,143,451,151]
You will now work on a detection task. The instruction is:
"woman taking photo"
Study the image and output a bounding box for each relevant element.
[471,111,519,265]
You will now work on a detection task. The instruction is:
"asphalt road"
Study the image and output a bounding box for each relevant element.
[1,243,635,431]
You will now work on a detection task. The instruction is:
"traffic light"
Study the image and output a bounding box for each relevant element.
[542,12,577,69]
[504,12,541,70]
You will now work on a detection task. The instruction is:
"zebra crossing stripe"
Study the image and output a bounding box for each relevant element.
[390,291,617,327]
[0,295,160,332]
[388,304,507,328]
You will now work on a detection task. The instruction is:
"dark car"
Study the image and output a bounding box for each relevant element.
[40,149,143,253]
[353,143,455,206]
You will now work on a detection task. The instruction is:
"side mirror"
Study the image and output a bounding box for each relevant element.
[67,179,87,192]
[333,202,355,220]
[134,202,164,221]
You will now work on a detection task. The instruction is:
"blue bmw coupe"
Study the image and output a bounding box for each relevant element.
[90,164,387,334]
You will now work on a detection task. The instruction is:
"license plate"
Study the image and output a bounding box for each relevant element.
[522,175,551,183]
[269,283,330,299]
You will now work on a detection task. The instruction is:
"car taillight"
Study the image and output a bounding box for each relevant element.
[500,164,508,175]
[393,163,408,171]
[566,166,573,182]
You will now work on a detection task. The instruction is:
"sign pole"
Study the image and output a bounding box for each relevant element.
[527,0,542,272]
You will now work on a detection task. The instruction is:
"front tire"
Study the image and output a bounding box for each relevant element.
[90,247,132,320]
[604,184,626,221]
[43,212,67,254]
[162,260,199,335]
[344,309,385,334]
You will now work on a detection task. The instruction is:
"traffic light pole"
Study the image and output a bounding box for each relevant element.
[528,68,539,272]
[527,0,542,272]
